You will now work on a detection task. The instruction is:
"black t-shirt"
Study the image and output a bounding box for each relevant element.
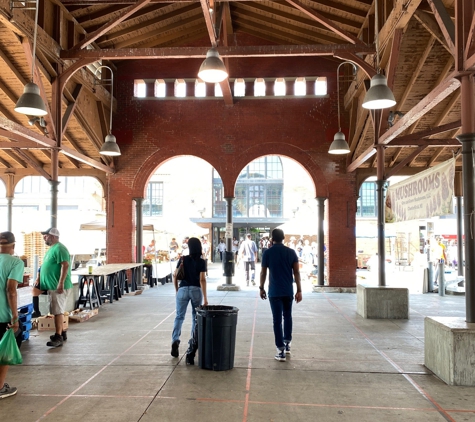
[177,256,206,288]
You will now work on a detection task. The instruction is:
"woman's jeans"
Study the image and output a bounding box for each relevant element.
[172,286,203,343]
[269,296,293,349]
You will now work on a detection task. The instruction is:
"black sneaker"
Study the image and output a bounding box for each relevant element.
[50,331,67,341]
[32,311,41,319]
[171,340,179,358]
[46,334,63,348]
[185,353,195,365]
[0,383,17,399]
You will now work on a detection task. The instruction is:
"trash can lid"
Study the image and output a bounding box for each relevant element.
[196,305,239,315]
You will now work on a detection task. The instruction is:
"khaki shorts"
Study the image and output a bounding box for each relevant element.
[48,289,71,315]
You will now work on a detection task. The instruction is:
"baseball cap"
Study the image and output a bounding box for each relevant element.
[0,231,15,245]
[41,227,60,237]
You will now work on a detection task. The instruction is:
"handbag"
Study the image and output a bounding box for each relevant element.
[176,257,185,280]
[0,328,23,365]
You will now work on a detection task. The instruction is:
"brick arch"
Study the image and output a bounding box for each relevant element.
[131,151,224,198]
[228,143,329,198]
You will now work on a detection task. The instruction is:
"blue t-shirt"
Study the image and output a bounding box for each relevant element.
[261,243,298,298]
[177,256,206,288]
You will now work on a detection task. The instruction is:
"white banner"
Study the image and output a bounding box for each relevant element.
[385,158,455,223]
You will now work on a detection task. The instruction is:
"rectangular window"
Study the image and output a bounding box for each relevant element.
[314,77,327,96]
[134,79,147,98]
[357,182,376,217]
[274,78,286,96]
[249,185,265,217]
[143,182,163,216]
[254,78,266,97]
[294,77,306,96]
[233,185,247,217]
[174,79,186,98]
[154,79,166,98]
[214,83,223,97]
[234,79,246,97]
[195,79,206,97]
[213,183,226,217]
[267,185,283,217]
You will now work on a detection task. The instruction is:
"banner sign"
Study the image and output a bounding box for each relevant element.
[385,158,455,223]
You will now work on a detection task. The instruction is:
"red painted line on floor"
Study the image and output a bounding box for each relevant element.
[323,294,456,422]
[242,292,260,422]
[35,310,177,422]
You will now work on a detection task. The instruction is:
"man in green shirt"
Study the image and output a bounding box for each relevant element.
[0,231,24,399]
[32,228,72,348]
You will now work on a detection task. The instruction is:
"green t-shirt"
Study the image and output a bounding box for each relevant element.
[0,254,24,323]
[40,242,72,291]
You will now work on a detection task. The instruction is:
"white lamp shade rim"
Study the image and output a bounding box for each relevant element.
[328,135,350,154]
[100,133,121,156]
[198,49,228,83]
[362,74,396,110]
[14,82,48,116]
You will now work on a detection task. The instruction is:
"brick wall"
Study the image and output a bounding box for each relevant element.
[107,55,357,287]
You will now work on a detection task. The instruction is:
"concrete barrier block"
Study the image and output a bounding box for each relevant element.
[357,284,409,319]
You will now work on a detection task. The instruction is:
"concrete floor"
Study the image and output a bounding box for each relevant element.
[3,263,474,422]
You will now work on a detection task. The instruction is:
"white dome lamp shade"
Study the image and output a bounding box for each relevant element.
[362,73,396,110]
[198,48,228,83]
[328,131,350,155]
[100,133,121,156]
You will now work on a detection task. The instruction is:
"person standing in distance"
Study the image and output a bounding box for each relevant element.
[0,231,23,399]
[239,233,258,286]
[259,228,302,362]
[33,228,72,348]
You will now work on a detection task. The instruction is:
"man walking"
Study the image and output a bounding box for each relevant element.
[259,228,302,362]
[0,231,23,399]
[240,233,258,286]
[32,228,72,348]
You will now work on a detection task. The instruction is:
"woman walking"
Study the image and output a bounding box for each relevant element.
[171,237,208,364]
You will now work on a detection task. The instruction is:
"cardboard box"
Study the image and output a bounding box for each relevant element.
[69,308,99,323]
[37,314,69,331]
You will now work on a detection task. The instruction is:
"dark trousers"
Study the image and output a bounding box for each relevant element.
[269,296,293,349]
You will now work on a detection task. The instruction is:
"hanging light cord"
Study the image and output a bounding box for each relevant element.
[336,61,357,132]
[375,0,380,73]
[31,0,39,82]
[94,65,114,135]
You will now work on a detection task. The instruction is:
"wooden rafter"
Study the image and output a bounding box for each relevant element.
[71,0,153,50]
[414,10,452,53]
[12,147,51,179]
[284,0,365,45]
[426,0,456,54]
[386,146,427,178]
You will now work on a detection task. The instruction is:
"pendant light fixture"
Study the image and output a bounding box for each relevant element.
[95,66,121,156]
[329,62,356,155]
[14,0,48,116]
[362,0,396,110]
[198,48,228,83]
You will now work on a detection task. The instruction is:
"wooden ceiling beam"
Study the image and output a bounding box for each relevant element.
[3,149,27,167]
[12,147,51,179]
[284,0,365,45]
[347,73,461,172]
[385,146,427,178]
[414,10,452,53]
[61,43,375,60]
[387,139,461,147]
[200,0,217,46]
[98,4,202,48]
[390,120,461,143]
[62,84,83,138]
[111,13,203,49]
[398,36,436,110]
[426,0,455,54]
[71,0,153,50]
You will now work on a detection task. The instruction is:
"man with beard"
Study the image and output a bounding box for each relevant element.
[32,228,72,348]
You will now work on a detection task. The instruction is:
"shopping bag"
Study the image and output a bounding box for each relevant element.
[0,328,23,365]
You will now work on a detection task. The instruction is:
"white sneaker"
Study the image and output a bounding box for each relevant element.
[0,383,17,399]
[284,341,291,354]
[274,348,286,362]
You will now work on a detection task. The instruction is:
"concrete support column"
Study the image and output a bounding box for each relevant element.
[316,197,325,286]
[218,197,239,291]
[49,178,60,229]
[376,144,386,287]
[134,198,144,264]
[6,196,13,231]
[457,133,475,322]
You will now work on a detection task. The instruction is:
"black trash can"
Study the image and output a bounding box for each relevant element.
[197,305,239,371]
